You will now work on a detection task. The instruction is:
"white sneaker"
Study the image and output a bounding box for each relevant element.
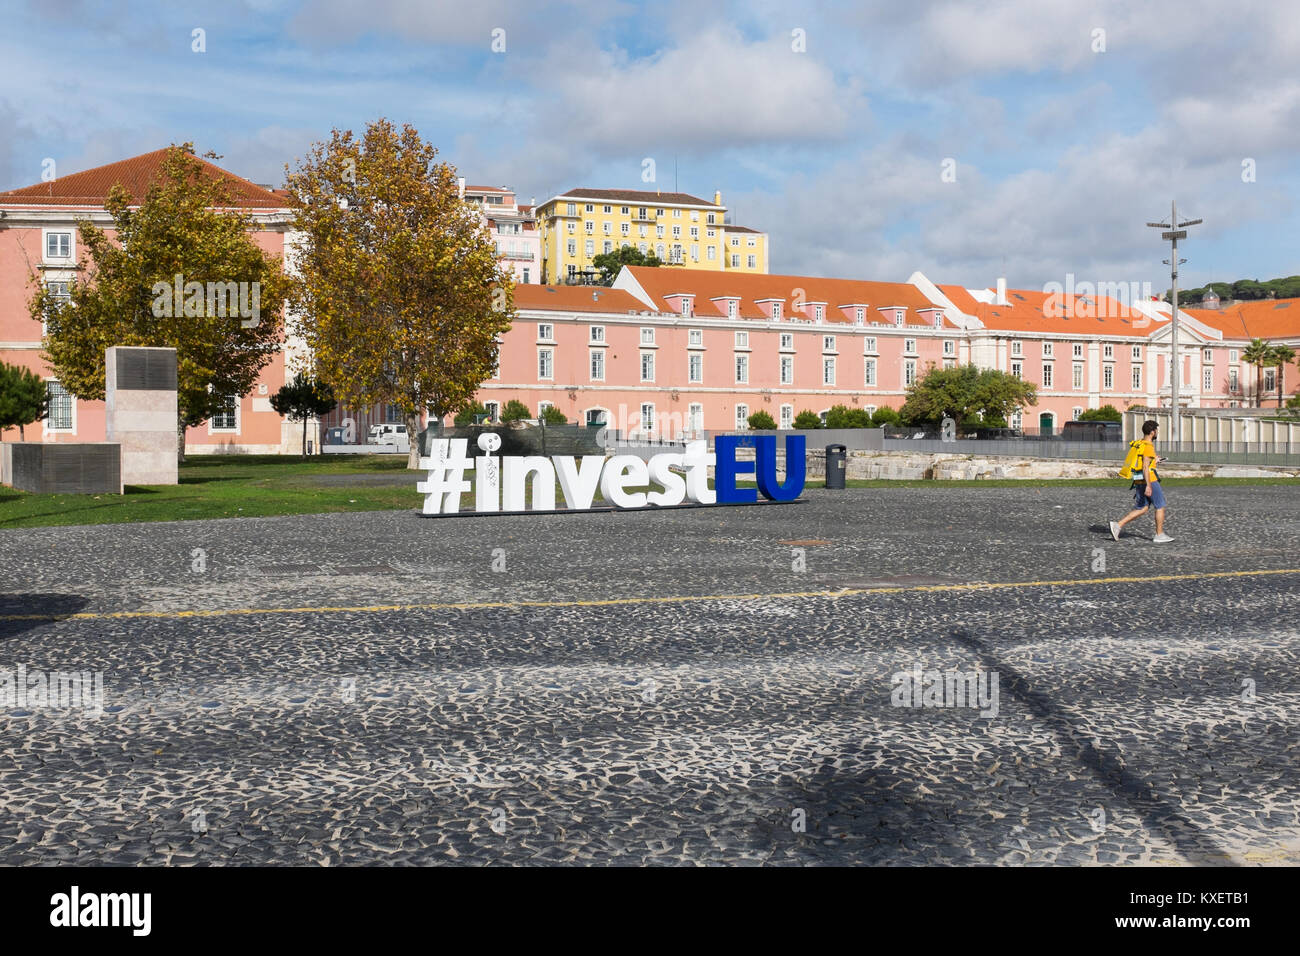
[1152,533,1174,543]
[1109,521,1120,541]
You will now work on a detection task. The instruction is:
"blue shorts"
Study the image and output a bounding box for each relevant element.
[1134,481,1166,510]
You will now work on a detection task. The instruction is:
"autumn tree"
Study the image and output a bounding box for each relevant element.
[32,144,289,462]
[0,362,47,440]
[285,120,513,468]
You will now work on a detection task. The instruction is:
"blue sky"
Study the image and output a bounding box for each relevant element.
[2,0,1297,297]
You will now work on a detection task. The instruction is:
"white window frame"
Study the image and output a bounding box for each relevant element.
[1203,366,1213,391]
[943,340,955,356]
[864,336,877,354]
[734,330,749,349]
[1011,340,1023,356]
[688,403,704,432]
[735,403,749,430]
[735,353,749,384]
[1132,366,1142,389]
[779,404,793,429]
[903,338,917,354]
[640,402,655,436]
[1104,365,1114,390]
[688,353,703,383]
[1042,363,1054,388]
[864,358,876,387]
[1132,345,1142,361]
[904,361,916,386]
[1073,363,1084,390]
[1103,343,1114,359]
[43,379,76,434]
[822,356,836,386]
[1043,342,1054,357]
[538,348,554,380]
[208,393,239,434]
[640,351,655,382]
[590,325,605,343]
[640,327,656,346]
[780,355,794,385]
[688,328,704,347]
[1072,343,1084,358]
[43,229,73,262]
[589,349,605,381]
[779,333,794,351]
[537,323,554,342]
[822,335,837,353]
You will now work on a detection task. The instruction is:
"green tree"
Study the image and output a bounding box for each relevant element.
[285,119,513,468]
[269,372,338,457]
[825,404,872,428]
[453,401,489,426]
[792,410,823,429]
[1242,338,1273,408]
[540,405,568,425]
[746,409,777,430]
[1232,279,1267,300]
[0,362,48,440]
[500,399,532,422]
[591,245,663,286]
[1269,343,1296,409]
[33,144,290,463]
[1078,404,1122,422]
[899,363,1036,425]
[870,407,902,427]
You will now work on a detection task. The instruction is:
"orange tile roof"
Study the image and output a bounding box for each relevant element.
[552,188,718,207]
[943,285,1164,337]
[623,267,952,326]
[0,149,288,210]
[1184,299,1300,341]
[512,285,646,314]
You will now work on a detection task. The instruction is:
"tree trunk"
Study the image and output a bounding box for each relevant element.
[1278,365,1284,409]
[177,419,187,465]
[302,415,309,458]
[405,409,422,470]
[1257,365,1263,408]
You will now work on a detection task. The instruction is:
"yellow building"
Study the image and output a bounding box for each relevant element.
[535,188,768,283]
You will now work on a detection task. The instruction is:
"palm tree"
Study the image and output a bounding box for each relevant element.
[1242,338,1273,408]
[1269,343,1297,409]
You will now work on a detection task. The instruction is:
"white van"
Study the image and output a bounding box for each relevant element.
[367,423,409,451]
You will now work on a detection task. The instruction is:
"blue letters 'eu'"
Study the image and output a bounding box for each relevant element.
[715,434,806,504]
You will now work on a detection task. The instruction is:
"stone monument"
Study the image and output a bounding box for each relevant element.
[105,346,179,486]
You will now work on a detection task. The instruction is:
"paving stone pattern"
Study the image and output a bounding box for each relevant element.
[1,484,1297,865]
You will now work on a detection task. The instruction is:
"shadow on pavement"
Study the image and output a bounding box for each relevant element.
[0,594,91,640]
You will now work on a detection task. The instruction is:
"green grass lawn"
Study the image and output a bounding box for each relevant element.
[2,454,1298,529]
[0,454,421,529]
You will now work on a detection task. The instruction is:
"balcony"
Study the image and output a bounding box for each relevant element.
[498,249,536,261]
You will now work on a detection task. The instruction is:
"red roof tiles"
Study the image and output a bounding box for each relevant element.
[0,149,288,210]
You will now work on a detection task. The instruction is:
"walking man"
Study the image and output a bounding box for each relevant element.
[1111,420,1172,543]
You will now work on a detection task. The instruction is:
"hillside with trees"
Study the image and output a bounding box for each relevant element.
[1168,275,1300,306]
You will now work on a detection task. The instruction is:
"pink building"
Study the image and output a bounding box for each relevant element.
[468,266,1300,436]
[0,150,300,452]
[460,182,540,284]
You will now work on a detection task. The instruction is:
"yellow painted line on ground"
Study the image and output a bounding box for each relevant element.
[3,566,1300,624]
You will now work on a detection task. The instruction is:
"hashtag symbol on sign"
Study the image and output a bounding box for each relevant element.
[418,438,474,514]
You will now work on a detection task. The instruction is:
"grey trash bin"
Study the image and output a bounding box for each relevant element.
[825,444,847,489]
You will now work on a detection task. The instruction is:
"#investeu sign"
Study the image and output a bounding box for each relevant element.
[418,434,806,515]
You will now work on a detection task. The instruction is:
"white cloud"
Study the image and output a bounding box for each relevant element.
[541,27,862,154]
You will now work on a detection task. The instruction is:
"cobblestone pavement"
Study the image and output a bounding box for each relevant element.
[2,484,1298,865]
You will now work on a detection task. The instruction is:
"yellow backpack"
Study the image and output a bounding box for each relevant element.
[1118,440,1144,480]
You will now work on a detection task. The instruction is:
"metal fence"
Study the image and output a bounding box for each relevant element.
[880,437,1300,467]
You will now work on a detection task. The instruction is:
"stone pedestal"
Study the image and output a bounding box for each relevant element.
[105,346,178,486]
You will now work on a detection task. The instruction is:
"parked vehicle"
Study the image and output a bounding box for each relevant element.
[367,423,410,451]
[1061,420,1121,442]
[324,426,349,445]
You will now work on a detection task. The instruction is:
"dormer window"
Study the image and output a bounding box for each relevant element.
[934,313,943,329]
[894,310,904,326]
[771,302,783,321]
[855,307,865,323]
[727,300,737,319]
[680,298,693,317]
[814,304,824,321]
